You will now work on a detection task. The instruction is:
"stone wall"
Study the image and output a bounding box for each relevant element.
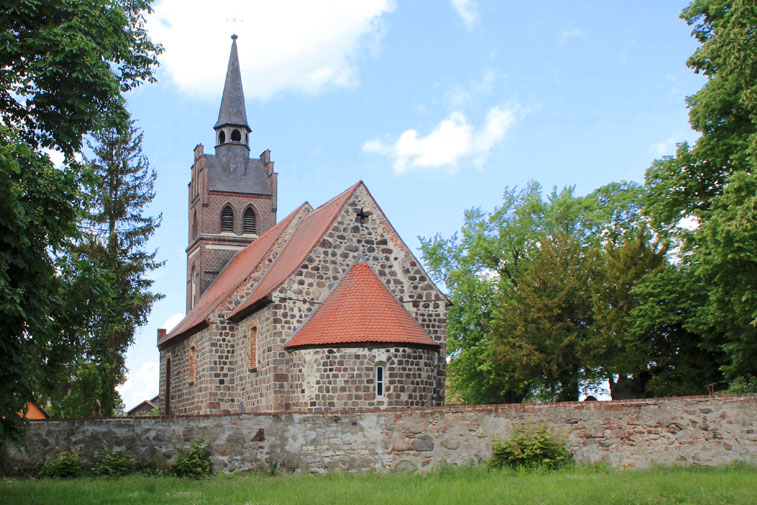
[7,395,756,474]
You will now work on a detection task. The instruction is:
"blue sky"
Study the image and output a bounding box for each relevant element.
[118,0,705,409]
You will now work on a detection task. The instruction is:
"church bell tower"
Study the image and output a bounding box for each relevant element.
[186,35,278,312]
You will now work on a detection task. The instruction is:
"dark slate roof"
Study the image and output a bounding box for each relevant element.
[214,37,249,130]
[206,152,272,195]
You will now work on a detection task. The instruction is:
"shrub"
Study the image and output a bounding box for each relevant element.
[38,450,83,478]
[490,425,572,471]
[171,440,212,478]
[93,449,137,477]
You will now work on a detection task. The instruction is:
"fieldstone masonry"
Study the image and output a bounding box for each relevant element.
[7,395,756,474]
[161,184,448,416]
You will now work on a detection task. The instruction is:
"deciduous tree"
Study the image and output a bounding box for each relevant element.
[0,0,160,443]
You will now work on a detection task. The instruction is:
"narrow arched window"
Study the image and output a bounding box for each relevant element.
[190,266,198,309]
[192,210,198,240]
[221,205,234,232]
[243,207,256,234]
[218,130,226,144]
[189,344,197,383]
[249,324,258,369]
[231,129,241,142]
[375,364,385,398]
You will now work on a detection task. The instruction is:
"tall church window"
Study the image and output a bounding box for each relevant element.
[191,266,198,309]
[231,129,241,142]
[221,205,234,232]
[243,207,256,234]
[189,344,197,383]
[165,356,171,415]
[249,324,258,369]
[375,363,385,398]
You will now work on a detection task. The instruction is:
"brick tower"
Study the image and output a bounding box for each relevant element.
[186,35,278,311]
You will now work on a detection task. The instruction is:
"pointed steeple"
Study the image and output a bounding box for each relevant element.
[214,35,250,132]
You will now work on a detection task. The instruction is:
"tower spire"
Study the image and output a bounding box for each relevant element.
[215,34,250,133]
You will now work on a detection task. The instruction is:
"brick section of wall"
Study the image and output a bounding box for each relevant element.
[7,395,757,474]
[185,147,277,311]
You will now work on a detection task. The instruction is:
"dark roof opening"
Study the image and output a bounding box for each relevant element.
[221,205,234,232]
[244,207,256,234]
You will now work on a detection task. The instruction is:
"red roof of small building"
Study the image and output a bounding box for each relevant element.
[159,204,307,346]
[285,261,438,348]
[229,182,360,320]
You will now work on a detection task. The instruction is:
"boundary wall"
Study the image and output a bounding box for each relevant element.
[7,395,756,474]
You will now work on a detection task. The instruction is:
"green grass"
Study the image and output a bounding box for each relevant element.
[2,463,756,505]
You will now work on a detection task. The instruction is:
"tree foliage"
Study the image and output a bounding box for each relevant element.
[422,183,666,403]
[0,0,160,444]
[641,0,757,385]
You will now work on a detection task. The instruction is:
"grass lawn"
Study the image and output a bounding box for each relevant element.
[2,463,756,505]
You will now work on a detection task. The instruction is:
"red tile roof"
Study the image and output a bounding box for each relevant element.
[285,261,437,348]
[229,182,361,320]
[158,204,307,346]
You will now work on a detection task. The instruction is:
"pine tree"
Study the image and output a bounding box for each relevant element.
[56,121,164,417]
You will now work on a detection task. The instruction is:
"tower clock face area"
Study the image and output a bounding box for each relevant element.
[186,36,277,311]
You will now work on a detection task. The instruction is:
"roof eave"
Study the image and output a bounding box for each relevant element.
[284,340,440,351]
[158,319,209,349]
[228,295,272,323]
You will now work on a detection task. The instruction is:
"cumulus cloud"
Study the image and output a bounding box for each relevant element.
[451,0,478,30]
[164,312,184,332]
[559,27,588,44]
[148,0,395,99]
[118,361,159,411]
[363,105,516,174]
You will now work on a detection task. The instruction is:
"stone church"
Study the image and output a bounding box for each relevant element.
[157,37,447,415]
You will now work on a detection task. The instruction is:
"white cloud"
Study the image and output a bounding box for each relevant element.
[164,312,184,332]
[363,105,517,174]
[559,27,588,44]
[118,361,159,411]
[451,0,478,30]
[651,130,685,157]
[148,0,396,99]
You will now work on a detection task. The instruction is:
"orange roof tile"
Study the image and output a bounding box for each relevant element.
[159,204,307,346]
[229,182,361,320]
[285,261,437,348]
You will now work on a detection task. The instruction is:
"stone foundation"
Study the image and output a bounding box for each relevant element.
[6,395,756,474]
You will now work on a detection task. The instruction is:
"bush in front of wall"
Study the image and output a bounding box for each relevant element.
[170,440,212,478]
[490,425,572,471]
[93,449,137,477]
[38,450,83,478]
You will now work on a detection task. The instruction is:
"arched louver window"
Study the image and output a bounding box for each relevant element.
[243,207,256,234]
[218,130,226,144]
[231,129,241,142]
[221,205,234,232]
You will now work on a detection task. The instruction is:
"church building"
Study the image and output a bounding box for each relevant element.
[157,37,447,415]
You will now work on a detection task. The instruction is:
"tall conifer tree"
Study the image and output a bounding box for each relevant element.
[55,122,164,417]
